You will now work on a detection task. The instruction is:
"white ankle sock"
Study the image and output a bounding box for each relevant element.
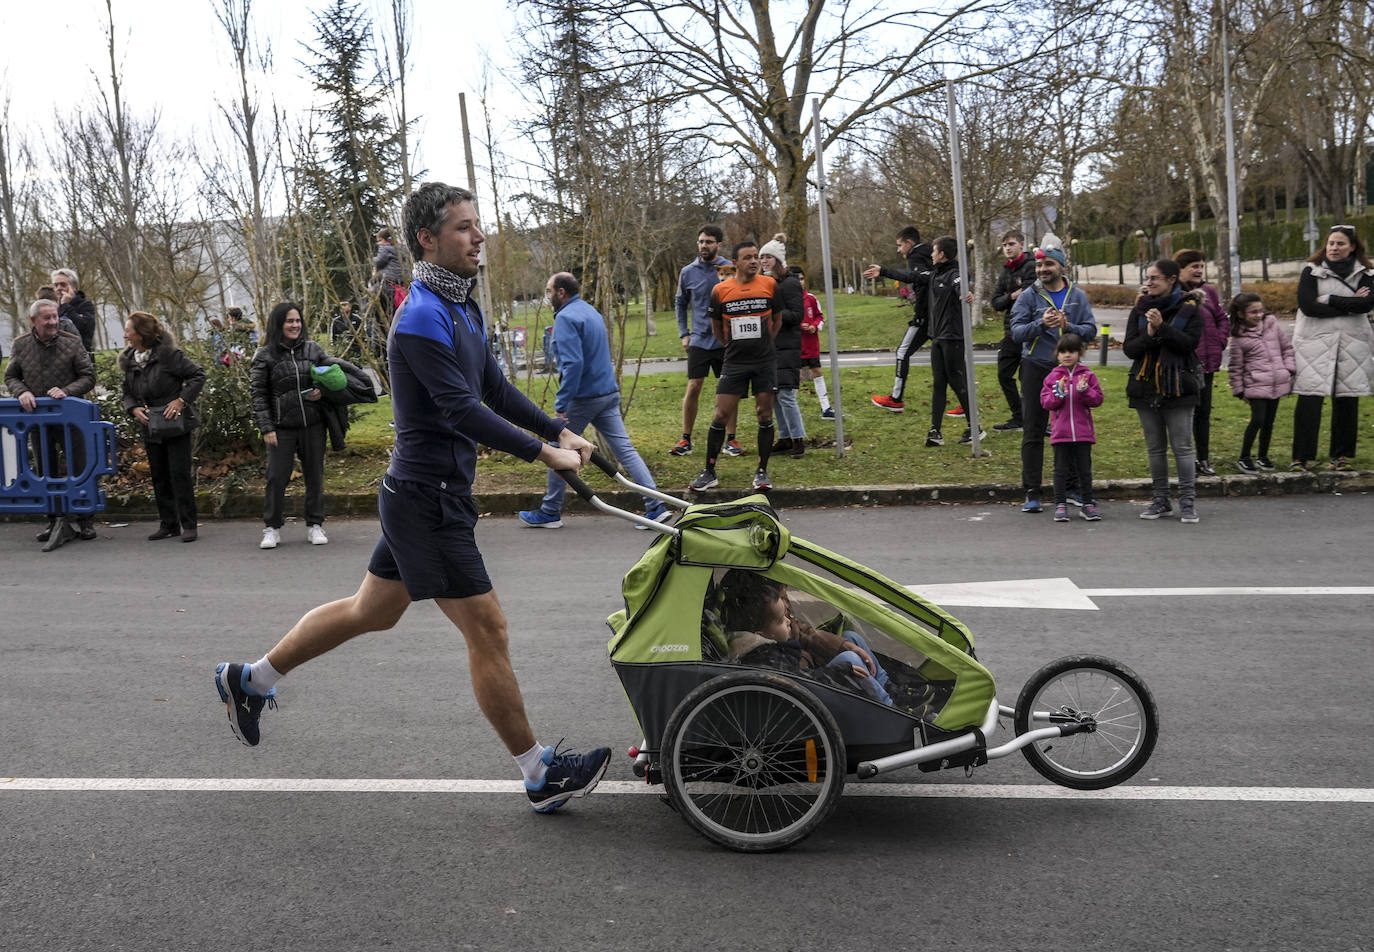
[516,742,549,785]
[814,376,830,409]
[246,656,283,695]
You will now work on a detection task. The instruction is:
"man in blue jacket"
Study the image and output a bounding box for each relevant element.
[1009,247,1097,512]
[215,183,612,814]
[672,225,741,457]
[519,272,671,528]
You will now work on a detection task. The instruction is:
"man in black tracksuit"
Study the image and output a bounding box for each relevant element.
[864,225,933,411]
[989,230,1038,431]
[923,235,978,446]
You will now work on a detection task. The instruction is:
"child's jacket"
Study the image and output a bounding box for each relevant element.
[1227,314,1295,400]
[1040,364,1103,444]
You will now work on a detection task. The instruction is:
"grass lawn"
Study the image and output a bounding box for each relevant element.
[330,363,1372,497]
[506,293,1009,367]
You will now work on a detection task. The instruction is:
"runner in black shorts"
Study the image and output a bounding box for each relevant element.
[688,241,782,494]
[214,182,613,816]
[716,357,776,398]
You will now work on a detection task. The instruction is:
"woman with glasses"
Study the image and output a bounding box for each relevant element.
[1124,259,1205,523]
[1290,225,1374,472]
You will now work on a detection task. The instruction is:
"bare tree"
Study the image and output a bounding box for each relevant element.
[205,0,282,325]
[0,90,39,339]
[527,0,1077,267]
[1153,0,1301,298]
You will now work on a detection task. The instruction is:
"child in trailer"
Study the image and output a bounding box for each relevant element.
[1226,293,1294,474]
[718,570,895,706]
[1040,333,1104,522]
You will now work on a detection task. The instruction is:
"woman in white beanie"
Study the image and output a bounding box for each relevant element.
[760,233,806,457]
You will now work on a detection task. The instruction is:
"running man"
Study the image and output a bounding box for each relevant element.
[214,182,612,814]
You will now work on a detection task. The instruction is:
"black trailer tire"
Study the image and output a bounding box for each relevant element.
[662,671,845,852]
[1013,655,1159,790]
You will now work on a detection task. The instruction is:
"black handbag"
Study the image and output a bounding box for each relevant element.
[146,406,191,442]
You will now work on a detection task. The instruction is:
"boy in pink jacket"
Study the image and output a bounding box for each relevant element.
[1040,333,1104,522]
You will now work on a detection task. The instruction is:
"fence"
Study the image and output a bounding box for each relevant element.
[0,397,117,550]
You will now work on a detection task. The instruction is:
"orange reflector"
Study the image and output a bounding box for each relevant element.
[805,739,818,782]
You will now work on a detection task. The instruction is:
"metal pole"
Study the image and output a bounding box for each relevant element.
[812,98,844,458]
[945,80,983,455]
[1221,5,1242,294]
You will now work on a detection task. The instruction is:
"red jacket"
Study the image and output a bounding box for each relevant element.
[800,291,824,360]
[1040,364,1103,444]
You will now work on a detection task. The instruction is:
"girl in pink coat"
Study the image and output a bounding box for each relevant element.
[1040,333,1105,522]
[1227,292,1295,474]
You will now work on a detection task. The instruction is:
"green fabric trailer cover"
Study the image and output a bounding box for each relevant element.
[606,496,996,732]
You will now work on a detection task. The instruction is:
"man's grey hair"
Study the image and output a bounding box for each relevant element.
[402,182,476,260]
[29,299,59,318]
[50,268,79,288]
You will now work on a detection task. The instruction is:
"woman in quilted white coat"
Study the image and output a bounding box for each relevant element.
[1289,225,1374,471]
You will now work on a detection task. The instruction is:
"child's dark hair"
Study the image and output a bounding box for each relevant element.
[1227,292,1263,335]
[718,569,783,632]
[932,235,958,261]
[1056,332,1085,354]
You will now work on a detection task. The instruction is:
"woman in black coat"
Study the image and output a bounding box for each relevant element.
[1123,259,1204,523]
[119,311,207,542]
[250,301,331,549]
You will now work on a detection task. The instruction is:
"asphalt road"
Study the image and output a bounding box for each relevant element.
[3,495,1371,951]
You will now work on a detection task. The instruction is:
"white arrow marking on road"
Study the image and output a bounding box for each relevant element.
[2,778,1372,803]
[907,577,1374,611]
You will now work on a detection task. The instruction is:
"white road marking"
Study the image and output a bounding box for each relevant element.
[2,777,1371,803]
[908,577,1374,611]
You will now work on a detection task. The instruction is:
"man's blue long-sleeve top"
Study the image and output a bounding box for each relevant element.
[675,255,731,349]
[1009,281,1097,367]
[549,294,619,415]
[386,279,564,493]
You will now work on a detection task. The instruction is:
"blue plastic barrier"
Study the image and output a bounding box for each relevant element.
[0,398,117,520]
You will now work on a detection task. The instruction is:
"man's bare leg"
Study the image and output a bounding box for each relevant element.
[436,588,536,755]
[681,376,705,438]
[267,572,412,675]
[216,571,412,745]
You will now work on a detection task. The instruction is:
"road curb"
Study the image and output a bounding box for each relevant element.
[24,469,1367,522]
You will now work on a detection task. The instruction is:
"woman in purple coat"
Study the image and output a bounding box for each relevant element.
[1174,250,1229,476]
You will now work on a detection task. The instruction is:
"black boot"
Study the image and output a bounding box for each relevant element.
[35,519,56,542]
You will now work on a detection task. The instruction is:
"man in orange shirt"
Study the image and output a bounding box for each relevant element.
[688,241,781,493]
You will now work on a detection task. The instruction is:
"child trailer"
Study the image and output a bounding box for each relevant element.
[559,453,1158,852]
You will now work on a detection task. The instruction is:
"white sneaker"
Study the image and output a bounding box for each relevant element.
[260,527,280,549]
[307,524,329,545]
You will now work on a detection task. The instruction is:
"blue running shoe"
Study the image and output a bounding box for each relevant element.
[214,662,276,747]
[1065,491,1084,508]
[1021,492,1043,514]
[526,741,612,813]
[518,510,563,529]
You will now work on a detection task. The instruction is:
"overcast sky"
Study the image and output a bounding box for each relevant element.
[0,0,530,195]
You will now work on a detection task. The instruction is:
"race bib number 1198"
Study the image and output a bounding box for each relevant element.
[732,315,762,340]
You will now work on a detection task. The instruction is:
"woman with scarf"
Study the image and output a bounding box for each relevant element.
[1124,259,1204,523]
[250,301,331,549]
[119,311,206,542]
[1173,249,1229,476]
[1289,225,1374,472]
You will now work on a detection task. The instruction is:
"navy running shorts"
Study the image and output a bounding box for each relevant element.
[716,358,777,397]
[686,345,724,380]
[368,476,493,601]
[802,357,821,369]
